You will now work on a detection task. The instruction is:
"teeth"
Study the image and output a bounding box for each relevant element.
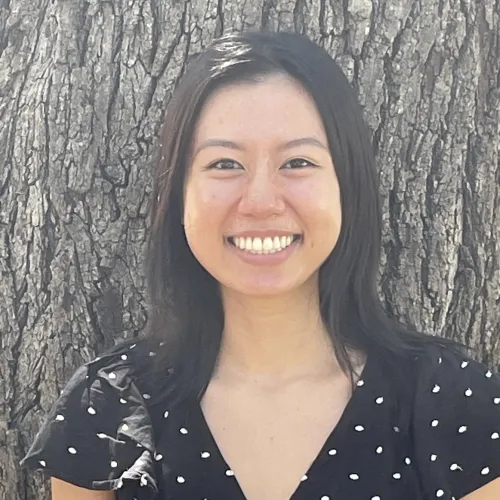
[231,235,297,254]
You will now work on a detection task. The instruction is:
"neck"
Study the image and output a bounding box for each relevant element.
[215,281,341,383]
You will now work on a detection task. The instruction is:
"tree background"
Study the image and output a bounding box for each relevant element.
[1,0,498,499]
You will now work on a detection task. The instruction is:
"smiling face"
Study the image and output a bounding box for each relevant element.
[183,74,342,297]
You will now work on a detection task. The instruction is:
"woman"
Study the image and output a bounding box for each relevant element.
[21,30,500,500]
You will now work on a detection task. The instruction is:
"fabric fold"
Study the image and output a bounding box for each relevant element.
[20,345,162,499]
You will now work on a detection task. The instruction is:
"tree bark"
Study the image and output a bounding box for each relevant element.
[0,0,498,499]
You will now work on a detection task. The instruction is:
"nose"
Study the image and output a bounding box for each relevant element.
[237,168,286,218]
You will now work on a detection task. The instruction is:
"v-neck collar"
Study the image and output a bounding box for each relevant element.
[189,353,374,499]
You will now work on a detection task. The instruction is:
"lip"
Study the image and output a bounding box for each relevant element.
[224,235,301,266]
[226,230,301,238]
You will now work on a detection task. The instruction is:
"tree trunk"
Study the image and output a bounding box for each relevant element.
[1,0,498,499]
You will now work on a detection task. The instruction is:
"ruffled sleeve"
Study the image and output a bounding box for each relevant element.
[412,344,500,499]
[20,345,159,499]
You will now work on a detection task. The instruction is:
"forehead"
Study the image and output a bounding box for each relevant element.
[191,75,328,146]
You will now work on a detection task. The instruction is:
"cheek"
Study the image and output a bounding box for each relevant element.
[183,179,237,232]
[287,175,342,228]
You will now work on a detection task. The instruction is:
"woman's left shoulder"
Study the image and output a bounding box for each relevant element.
[410,342,500,499]
[411,342,500,409]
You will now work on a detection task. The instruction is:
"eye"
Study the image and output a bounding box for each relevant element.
[205,159,242,170]
[281,158,316,169]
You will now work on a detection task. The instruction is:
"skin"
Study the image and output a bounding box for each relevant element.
[184,74,344,382]
[51,477,114,499]
[182,74,360,500]
[51,74,500,498]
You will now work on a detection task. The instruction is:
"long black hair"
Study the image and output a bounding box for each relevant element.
[124,29,469,408]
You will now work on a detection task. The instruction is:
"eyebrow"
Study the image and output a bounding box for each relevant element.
[193,136,329,157]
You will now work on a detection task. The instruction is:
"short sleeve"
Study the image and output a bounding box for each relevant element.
[412,345,500,499]
[20,347,159,499]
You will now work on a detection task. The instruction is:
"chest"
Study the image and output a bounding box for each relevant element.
[199,375,353,500]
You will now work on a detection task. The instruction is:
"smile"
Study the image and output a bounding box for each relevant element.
[226,235,302,254]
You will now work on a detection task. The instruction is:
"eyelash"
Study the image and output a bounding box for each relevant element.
[205,158,317,170]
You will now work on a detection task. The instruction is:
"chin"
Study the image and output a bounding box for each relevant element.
[220,273,317,298]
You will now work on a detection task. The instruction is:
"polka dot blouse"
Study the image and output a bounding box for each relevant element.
[21,341,500,500]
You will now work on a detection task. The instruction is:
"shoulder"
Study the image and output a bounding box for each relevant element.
[411,342,499,403]
[66,338,170,402]
[20,338,167,494]
[409,342,500,498]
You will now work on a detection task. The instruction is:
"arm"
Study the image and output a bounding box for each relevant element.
[51,478,115,500]
[462,478,500,500]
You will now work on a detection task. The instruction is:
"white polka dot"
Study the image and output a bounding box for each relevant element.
[159,341,165,346]
[68,447,77,454]
[357,380,364,387]
[110,460,118,468]
[375,397,384,404]
[494,398,500,404]
[108,372,116,379]
[376,446,383,454]
[481,467,490,475]
[121,354,128,361]
[465,388,472,397]
[393,426,400,433]
[349,473,360,480]
[450,463,462,471]
[129,344,137,350]
[301,475,308,481]
[163,410,169,418]
[436,490,444,497]
[226,470,234,476]
[405,457,411,465]
[438,357,442,364]
[97,433,107,439]
[321,496,329,500]
[180,427,188,434]
[155,454,163,461]
[87,407,96,415]
[39,460,46,467]
[120,423,129,432]
[491,432,499,440]
[140,474,148,486]
[55,414,65,421]
[486,370,492,378]
[432,384,440,393]
[119,398,127,404]
[431,454,438,461]
[328,449,337,456]
[372,497,381,500]
[431,420,439,427]
[461,361,469,368]
[354,425,364,432]
[143,393,151,400]
[149,351,156,357]
[458,425,467,433]
[393,472,401,479]
[201,452,211,458]
[176,476,185,484]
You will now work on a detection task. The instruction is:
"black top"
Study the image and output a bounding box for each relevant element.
[21,341,500,500]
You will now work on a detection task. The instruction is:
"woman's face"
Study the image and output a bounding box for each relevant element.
[183,74,342,297]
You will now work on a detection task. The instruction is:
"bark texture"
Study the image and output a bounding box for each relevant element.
[0,0,498,499]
